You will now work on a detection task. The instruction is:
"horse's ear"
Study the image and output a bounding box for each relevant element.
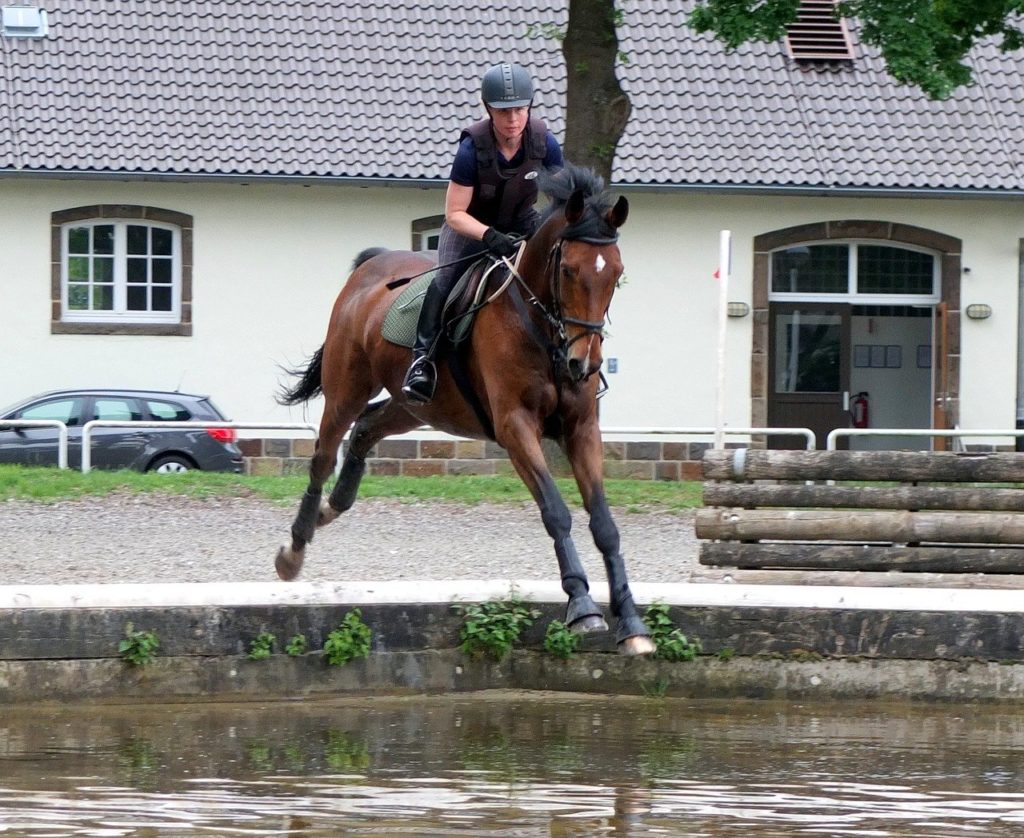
[607,196,629,229]
[565,189,585,225]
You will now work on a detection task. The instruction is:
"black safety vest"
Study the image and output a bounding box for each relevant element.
[461,117,548,235]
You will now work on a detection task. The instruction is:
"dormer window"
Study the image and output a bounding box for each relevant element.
[785,0,854,62]
[1,5,48,38]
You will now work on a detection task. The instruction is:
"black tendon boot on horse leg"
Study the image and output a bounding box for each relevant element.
[402,279,447,404]
[588,491,655,654]
[533,474,608,635]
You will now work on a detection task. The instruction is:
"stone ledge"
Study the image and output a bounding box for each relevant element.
[2,581,1024,704]
[3,650,1024,706]
[4,581,1024,703]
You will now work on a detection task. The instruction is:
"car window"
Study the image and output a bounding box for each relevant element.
[18,398,82,426]
[92,398,142,422]
[147,399,191,421]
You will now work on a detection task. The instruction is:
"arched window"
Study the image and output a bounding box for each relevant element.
[51,206,193,336]
[769,242,938,302]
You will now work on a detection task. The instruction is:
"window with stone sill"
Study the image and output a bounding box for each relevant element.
[51,206,193,336]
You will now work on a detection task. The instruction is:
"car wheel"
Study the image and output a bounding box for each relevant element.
[149,454,196,474]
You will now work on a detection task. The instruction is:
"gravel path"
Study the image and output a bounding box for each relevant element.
[0,495,700,587]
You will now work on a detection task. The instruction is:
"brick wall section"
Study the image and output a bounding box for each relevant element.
[238,437,715,480]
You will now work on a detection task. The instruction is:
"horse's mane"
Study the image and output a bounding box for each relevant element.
[538,162,619,242]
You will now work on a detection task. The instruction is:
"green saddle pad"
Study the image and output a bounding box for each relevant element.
[381,272,434,348]
[381,264,481,348]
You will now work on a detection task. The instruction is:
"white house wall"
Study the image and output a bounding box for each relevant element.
[2,179,1022,443]
[602,191,1024,442]
[1,179,441,427]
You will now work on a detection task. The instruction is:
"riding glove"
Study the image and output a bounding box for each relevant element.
[483,227,516,258]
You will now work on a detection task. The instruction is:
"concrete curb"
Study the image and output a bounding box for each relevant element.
[3,580,1024,704]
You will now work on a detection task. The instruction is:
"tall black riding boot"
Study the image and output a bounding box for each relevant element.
[401,280,447,404]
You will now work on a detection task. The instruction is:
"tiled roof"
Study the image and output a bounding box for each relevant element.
[0,0,1022,192]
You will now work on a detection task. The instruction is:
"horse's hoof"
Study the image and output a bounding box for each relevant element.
[316,499,340,528]
[275,546,304,581]
[569,614,609,635]
[618,635,656,656]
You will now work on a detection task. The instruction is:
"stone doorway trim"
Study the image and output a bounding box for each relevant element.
[751,220,962,437]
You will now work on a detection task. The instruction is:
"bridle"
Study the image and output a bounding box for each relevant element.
[501,230,619,384]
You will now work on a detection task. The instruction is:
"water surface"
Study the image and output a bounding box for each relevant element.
[2,691,1023,836]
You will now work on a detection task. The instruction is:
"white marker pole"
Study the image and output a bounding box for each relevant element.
[715,230,731,449]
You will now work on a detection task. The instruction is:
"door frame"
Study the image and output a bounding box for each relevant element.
[767,301,852,449]
[751,220,962,447]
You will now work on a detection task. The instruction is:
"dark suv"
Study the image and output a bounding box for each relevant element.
[0,389,244,473]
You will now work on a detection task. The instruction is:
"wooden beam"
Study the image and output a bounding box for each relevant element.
[688,565,1024,589]
[700,542,1024,573]
[702,483,1024,511]
[695,507,1024,544]
[702,449,1024,483]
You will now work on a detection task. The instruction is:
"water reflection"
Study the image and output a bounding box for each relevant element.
[1,692,1024,835]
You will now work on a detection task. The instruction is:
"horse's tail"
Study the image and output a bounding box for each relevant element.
[277,343,324,406]
[352,247,388,271]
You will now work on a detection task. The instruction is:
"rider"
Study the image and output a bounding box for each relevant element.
[401,61,564,404]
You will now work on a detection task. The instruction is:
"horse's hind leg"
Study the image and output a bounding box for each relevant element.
[276,396,362,581]
[276,397,421,580]
[318,398,420,527]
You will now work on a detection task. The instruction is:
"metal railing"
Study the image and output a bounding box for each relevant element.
[81,420,318,473]
[0,419,70,469]
[826,427,1024,451]
[14,418,1024,473]
[602,426,817,450]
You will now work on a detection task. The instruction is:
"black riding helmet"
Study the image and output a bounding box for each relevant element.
[480,62,534,109]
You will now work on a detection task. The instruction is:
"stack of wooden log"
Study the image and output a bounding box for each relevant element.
[697,449,1024,577]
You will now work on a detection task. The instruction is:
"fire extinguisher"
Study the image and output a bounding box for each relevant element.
[850,391,870,429]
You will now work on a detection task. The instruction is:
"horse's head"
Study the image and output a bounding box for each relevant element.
[531,164,629,384]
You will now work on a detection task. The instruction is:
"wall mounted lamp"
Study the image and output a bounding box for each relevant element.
[965,304,992,320]
[726,301,751,318]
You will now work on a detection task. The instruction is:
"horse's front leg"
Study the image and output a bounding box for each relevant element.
[565,420,655,656]
[500,416,608,635]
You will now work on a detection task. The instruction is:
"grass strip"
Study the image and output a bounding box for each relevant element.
[0,465,702,512]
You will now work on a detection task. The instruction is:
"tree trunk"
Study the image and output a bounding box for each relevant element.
[562,0,631,183]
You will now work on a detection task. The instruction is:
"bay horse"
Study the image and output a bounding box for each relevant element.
[276,163,654,655]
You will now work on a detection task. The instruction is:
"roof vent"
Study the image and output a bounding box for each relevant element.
[785,0,853,61]
[2,5,48,38]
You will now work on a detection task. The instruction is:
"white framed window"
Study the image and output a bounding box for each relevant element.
[769,241,940,305]
[62,221,180,323]
[51,206,193,336]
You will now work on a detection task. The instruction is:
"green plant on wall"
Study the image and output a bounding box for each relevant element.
[455,598,539,661]
[645,602,702,662]
[285,633,309,656]
[543,619,581,659]
[323,609,371,666]
[118,622,160,666]
[248,631,276,661]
